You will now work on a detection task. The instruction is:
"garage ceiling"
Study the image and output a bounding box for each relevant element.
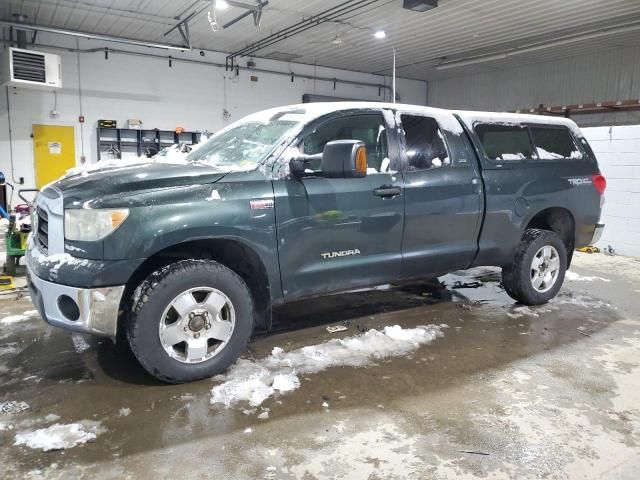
[3,0,640,80]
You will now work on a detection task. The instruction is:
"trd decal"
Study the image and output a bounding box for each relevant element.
[567,177,592,186]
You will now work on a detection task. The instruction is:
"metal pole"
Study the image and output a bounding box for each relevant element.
[392,47,396,104]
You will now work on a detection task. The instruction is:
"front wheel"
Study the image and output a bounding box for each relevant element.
[126,260,255,383]
[502,228,567,305]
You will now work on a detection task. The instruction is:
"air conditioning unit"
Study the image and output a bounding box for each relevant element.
[1,47,62,89]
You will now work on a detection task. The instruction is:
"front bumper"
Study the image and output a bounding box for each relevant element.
[27,270,124,337]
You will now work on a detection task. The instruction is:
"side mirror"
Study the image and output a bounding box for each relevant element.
[321,140,368,178]
[289,158,307,177]
[289,153,321,178]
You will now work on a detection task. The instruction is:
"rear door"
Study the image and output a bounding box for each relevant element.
[273,109,404,300]
[398,113,484,277]
[465,120,600,266]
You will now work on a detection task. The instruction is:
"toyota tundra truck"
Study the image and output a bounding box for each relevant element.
[26,102,606,383]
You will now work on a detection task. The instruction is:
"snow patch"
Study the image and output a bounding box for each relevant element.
[207,189,222,201]
[565,271,611,282]
[72,334,90,354]
[118,408,131,417]
[14,421,104,451]
[210,324,444,408]
[551,294,611,310]
[26,237,92,280]
[64,244,86,254]
[0,343,21,357]
[1,310,38,325]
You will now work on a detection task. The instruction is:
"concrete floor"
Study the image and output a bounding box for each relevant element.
[0,252,639,479]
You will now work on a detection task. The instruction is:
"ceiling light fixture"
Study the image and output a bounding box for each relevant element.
[215,0,229,10]
[374,30,386,39]
[436,21,640,70]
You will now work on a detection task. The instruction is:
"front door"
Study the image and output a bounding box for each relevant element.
[398,113,484,277]
[33,125,76,188]
[274,110,404,300]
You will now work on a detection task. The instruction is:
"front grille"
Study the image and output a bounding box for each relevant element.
[12,50,46,83]
[37,207,49,254]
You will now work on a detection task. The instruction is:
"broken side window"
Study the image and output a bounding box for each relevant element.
[401,114,451,170]
[530,126,583,160]
[474,124,535,161]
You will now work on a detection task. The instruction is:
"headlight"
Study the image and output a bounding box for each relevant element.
[64,208,130,241]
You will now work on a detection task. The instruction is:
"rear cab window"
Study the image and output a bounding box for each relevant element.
[474,123,584,162]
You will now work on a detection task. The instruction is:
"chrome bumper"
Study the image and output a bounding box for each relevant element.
[27,270,125,337]
[591,223,605,245]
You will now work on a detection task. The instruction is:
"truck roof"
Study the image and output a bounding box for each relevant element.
[243,102,582,136]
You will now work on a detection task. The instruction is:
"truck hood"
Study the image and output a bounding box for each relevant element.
[51,162,229,207]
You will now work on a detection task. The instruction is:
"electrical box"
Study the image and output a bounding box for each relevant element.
[1,47,62,90]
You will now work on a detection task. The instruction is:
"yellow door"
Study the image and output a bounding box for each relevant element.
[33,125,76,188]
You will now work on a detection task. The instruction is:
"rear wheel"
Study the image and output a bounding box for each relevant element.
[126,260,254,383]
[502,228,567,305]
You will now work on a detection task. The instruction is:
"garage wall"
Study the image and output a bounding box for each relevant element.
[0,33,427,188]
[428,45,640,127]
[582,125,640,257]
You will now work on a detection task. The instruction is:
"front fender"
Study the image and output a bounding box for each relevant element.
[102,180,281,299]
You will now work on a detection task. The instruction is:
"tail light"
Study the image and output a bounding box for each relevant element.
[592,174,606,194]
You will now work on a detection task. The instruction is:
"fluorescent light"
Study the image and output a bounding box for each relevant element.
[215,0,229,10]
[435,21,640,70]
[374,30,386,39]
[436,53,507,70]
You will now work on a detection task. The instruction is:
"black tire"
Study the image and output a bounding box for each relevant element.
[502,228,567,306]
[126,260,255,383]
[5,255,16,276]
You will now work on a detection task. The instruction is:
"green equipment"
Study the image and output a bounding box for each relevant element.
[2,181,39,276]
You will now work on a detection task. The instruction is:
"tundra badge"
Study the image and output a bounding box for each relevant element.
[321,249,361,260]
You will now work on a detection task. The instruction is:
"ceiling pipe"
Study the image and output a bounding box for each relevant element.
[228,0,379,61]
[0,19,191,51]
[34,42,393,93]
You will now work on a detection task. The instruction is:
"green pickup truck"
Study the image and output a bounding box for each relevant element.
[26,102,606,383]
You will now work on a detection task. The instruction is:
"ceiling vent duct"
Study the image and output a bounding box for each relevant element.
[403,0,438,12]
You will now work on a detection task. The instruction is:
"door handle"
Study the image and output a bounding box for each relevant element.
[373,185,402,198]
[471,177,482,194]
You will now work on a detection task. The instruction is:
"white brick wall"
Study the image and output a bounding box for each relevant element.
[583,125,640,257]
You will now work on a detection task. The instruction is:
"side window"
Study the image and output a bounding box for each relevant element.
[301,114,390,173]
[401,115,451,170]
[531,127,583,160]
[475,124,535,161]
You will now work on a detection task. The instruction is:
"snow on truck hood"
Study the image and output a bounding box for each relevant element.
[53,162,229,204]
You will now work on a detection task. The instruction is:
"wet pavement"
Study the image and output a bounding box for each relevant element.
[0,252,639,479]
